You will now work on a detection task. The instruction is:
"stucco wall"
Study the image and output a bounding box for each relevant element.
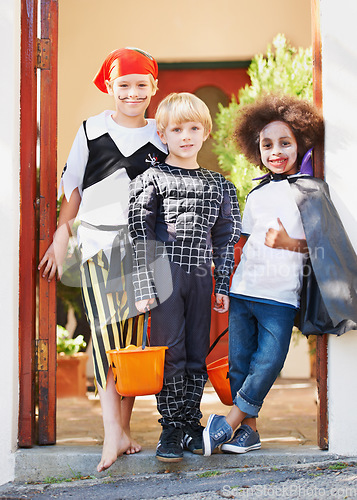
[0,0,20,486]
[320,2,357,455]
[57,0,312,180]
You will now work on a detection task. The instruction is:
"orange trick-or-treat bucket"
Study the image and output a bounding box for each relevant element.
[107,344,167,397]
[207,356,233,406]
[107,312,168,397]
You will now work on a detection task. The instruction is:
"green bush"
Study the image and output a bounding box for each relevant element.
[213,34,313,211]
[57,325,86,356]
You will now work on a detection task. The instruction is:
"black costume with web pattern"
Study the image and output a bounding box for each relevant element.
[129,162,241,301]
[129,162,241,428]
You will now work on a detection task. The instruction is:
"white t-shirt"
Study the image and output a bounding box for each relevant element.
[230,177,306,308]
[58,110,167,263]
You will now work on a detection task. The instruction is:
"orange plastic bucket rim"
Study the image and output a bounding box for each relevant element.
[107,345,168,355]
[107,345,168,397]
[207,356,228,370]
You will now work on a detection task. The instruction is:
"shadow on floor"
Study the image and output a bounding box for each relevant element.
[56,378,317,450]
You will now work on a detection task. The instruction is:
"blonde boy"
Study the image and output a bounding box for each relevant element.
[129,93,241,462]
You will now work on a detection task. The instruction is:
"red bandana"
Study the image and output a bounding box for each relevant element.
[93,47,158,93]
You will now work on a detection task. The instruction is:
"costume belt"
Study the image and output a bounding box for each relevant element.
[81,221,134,295]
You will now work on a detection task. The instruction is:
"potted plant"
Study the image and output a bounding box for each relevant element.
[56,325,88,398]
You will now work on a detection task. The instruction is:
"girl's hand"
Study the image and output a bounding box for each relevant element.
[265,218,291,249]
[135,298,155,313]
[213,293,229,313]
[265,218,308,253]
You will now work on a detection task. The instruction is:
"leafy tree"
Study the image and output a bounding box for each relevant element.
[213,34,313,210]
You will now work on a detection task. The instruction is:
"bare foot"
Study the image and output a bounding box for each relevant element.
[97,429,130,472]
[125,435,142,455]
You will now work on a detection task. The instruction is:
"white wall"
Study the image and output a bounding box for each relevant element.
[320,1,357,455]
[0,0,20,485]
[280,334,311,379]
[328,334,357,454]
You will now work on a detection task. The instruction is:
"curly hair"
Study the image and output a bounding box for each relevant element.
[234,93,324,169]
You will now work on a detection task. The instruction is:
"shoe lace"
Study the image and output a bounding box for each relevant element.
[165,427,183,446]
[235,425,253,442]
[239,431,248,441]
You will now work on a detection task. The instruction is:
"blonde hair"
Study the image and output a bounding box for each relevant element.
[155,92,212,135]
[148,74,158,94]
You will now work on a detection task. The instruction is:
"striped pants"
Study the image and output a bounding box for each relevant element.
[80,250,145,390]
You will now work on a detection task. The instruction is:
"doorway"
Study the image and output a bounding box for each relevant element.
[18,0,327,449]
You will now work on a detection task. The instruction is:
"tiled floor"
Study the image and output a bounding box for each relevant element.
[57,378,317,450]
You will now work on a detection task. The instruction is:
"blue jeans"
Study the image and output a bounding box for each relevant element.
[229,297,296,418]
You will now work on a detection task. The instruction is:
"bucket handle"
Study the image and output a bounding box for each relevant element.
[208,327,228,355]
[141,311,150,350]
[208,327,230,382]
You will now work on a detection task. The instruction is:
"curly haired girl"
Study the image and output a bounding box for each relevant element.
[203,93,357,456]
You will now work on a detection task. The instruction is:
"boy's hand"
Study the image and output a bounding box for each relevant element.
[38,223,71,282]
[38,243,61,282]
[213,293,229,313]
[265,218,308,253]
[135,298,155,313]
[38,189,81,282]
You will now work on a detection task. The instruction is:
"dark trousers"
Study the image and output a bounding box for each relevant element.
[150,262,212,427]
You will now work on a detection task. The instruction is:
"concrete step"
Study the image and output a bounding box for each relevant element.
[15,445,340,483]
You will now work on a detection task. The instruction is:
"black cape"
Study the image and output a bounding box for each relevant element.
[253,175,357,336]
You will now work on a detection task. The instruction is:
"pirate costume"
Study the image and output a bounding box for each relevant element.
[59,48,167,390]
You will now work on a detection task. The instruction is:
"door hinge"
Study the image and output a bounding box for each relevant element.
[35,339,49,371]
[36,38,51,69]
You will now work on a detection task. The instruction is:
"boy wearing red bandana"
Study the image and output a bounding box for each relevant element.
[39,48,167,472]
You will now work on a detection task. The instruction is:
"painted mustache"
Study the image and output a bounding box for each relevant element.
[118,96,148,101]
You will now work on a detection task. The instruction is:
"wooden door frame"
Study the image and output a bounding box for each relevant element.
[312,0,329,450]
[18,0,38,447]
[18,0,327,449]
[19,0,58,447]
[37,0,58,446]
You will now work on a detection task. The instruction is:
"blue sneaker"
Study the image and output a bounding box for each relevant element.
[221,424,261,454]
[202,414,233,456]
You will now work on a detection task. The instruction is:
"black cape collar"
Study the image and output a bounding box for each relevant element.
[248,173,310,197]
[270,172,290,181]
